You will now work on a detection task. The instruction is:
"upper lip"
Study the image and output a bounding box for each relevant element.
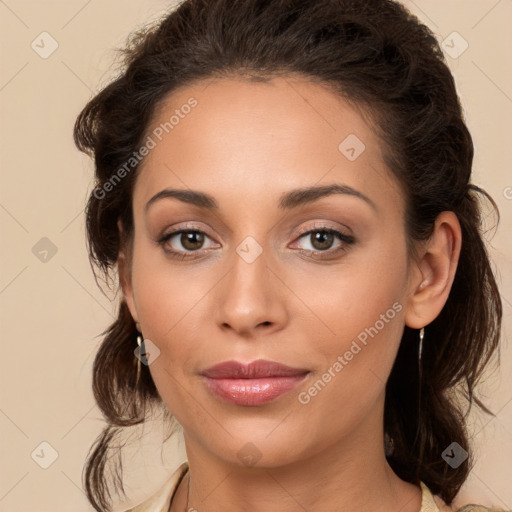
[200,359,310,379]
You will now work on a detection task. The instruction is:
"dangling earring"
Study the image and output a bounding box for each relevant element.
[418,327,425,363]
[413,326,426,449]
[136,335,143,386]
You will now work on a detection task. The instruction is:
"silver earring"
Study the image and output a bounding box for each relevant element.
[418,327,425,362]
[136,335,143,386]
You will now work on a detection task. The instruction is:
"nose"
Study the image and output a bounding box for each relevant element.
[214,245,288,338]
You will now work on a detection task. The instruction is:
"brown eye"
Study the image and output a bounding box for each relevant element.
[180,231,205,251]
[295,227,354,255]
[309,231,335,251]
[157,228,218,259]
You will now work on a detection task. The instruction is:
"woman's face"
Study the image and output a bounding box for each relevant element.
[122,76,416,468]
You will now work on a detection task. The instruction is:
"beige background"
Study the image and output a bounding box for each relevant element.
[0,1,511,510]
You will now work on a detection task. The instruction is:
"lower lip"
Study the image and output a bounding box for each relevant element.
[202,374,309,406]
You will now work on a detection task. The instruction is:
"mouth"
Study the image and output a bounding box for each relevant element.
[200,359,310,406]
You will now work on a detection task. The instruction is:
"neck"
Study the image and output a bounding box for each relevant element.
[171,412,422,512]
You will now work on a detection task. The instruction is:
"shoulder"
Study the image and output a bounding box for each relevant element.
[454,506,511,512]
[115,462,189,512]
[420,482,510,512]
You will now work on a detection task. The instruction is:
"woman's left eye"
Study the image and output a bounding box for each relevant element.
[293,227,355,256]
[157,225,355,260]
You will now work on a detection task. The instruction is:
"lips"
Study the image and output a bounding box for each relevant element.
[200,359,310,379]
[200,359,310,406]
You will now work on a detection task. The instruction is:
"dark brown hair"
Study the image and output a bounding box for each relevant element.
[74,0,503,510]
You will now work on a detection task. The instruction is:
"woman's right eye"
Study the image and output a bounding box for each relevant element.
[157,229,218,259]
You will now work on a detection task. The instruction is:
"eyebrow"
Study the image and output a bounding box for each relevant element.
[144,183,377,212]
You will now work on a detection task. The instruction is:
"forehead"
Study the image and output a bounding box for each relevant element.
[133,76,404,218]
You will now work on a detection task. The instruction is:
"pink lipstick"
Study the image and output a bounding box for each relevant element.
[200,359,309,406]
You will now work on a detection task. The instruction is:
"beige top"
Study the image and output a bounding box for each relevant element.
[120,462,507,512]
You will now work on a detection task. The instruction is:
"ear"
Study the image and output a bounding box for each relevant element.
[404,211,462,329]
[117,218,140,329]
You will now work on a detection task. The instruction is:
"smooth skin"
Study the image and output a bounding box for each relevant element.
[118,75,461,512]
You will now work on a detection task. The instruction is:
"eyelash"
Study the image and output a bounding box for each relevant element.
[157,224,355,261]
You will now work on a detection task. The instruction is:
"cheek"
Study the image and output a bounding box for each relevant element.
[133,268,209,350]
[131,232,202,328]
[129,241,207,371]
[303,232,407,337]
[130,256,208,421]
[299,236,408,393]
[294,283,406,437]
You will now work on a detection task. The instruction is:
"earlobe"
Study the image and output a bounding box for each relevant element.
[404,211,462,329]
